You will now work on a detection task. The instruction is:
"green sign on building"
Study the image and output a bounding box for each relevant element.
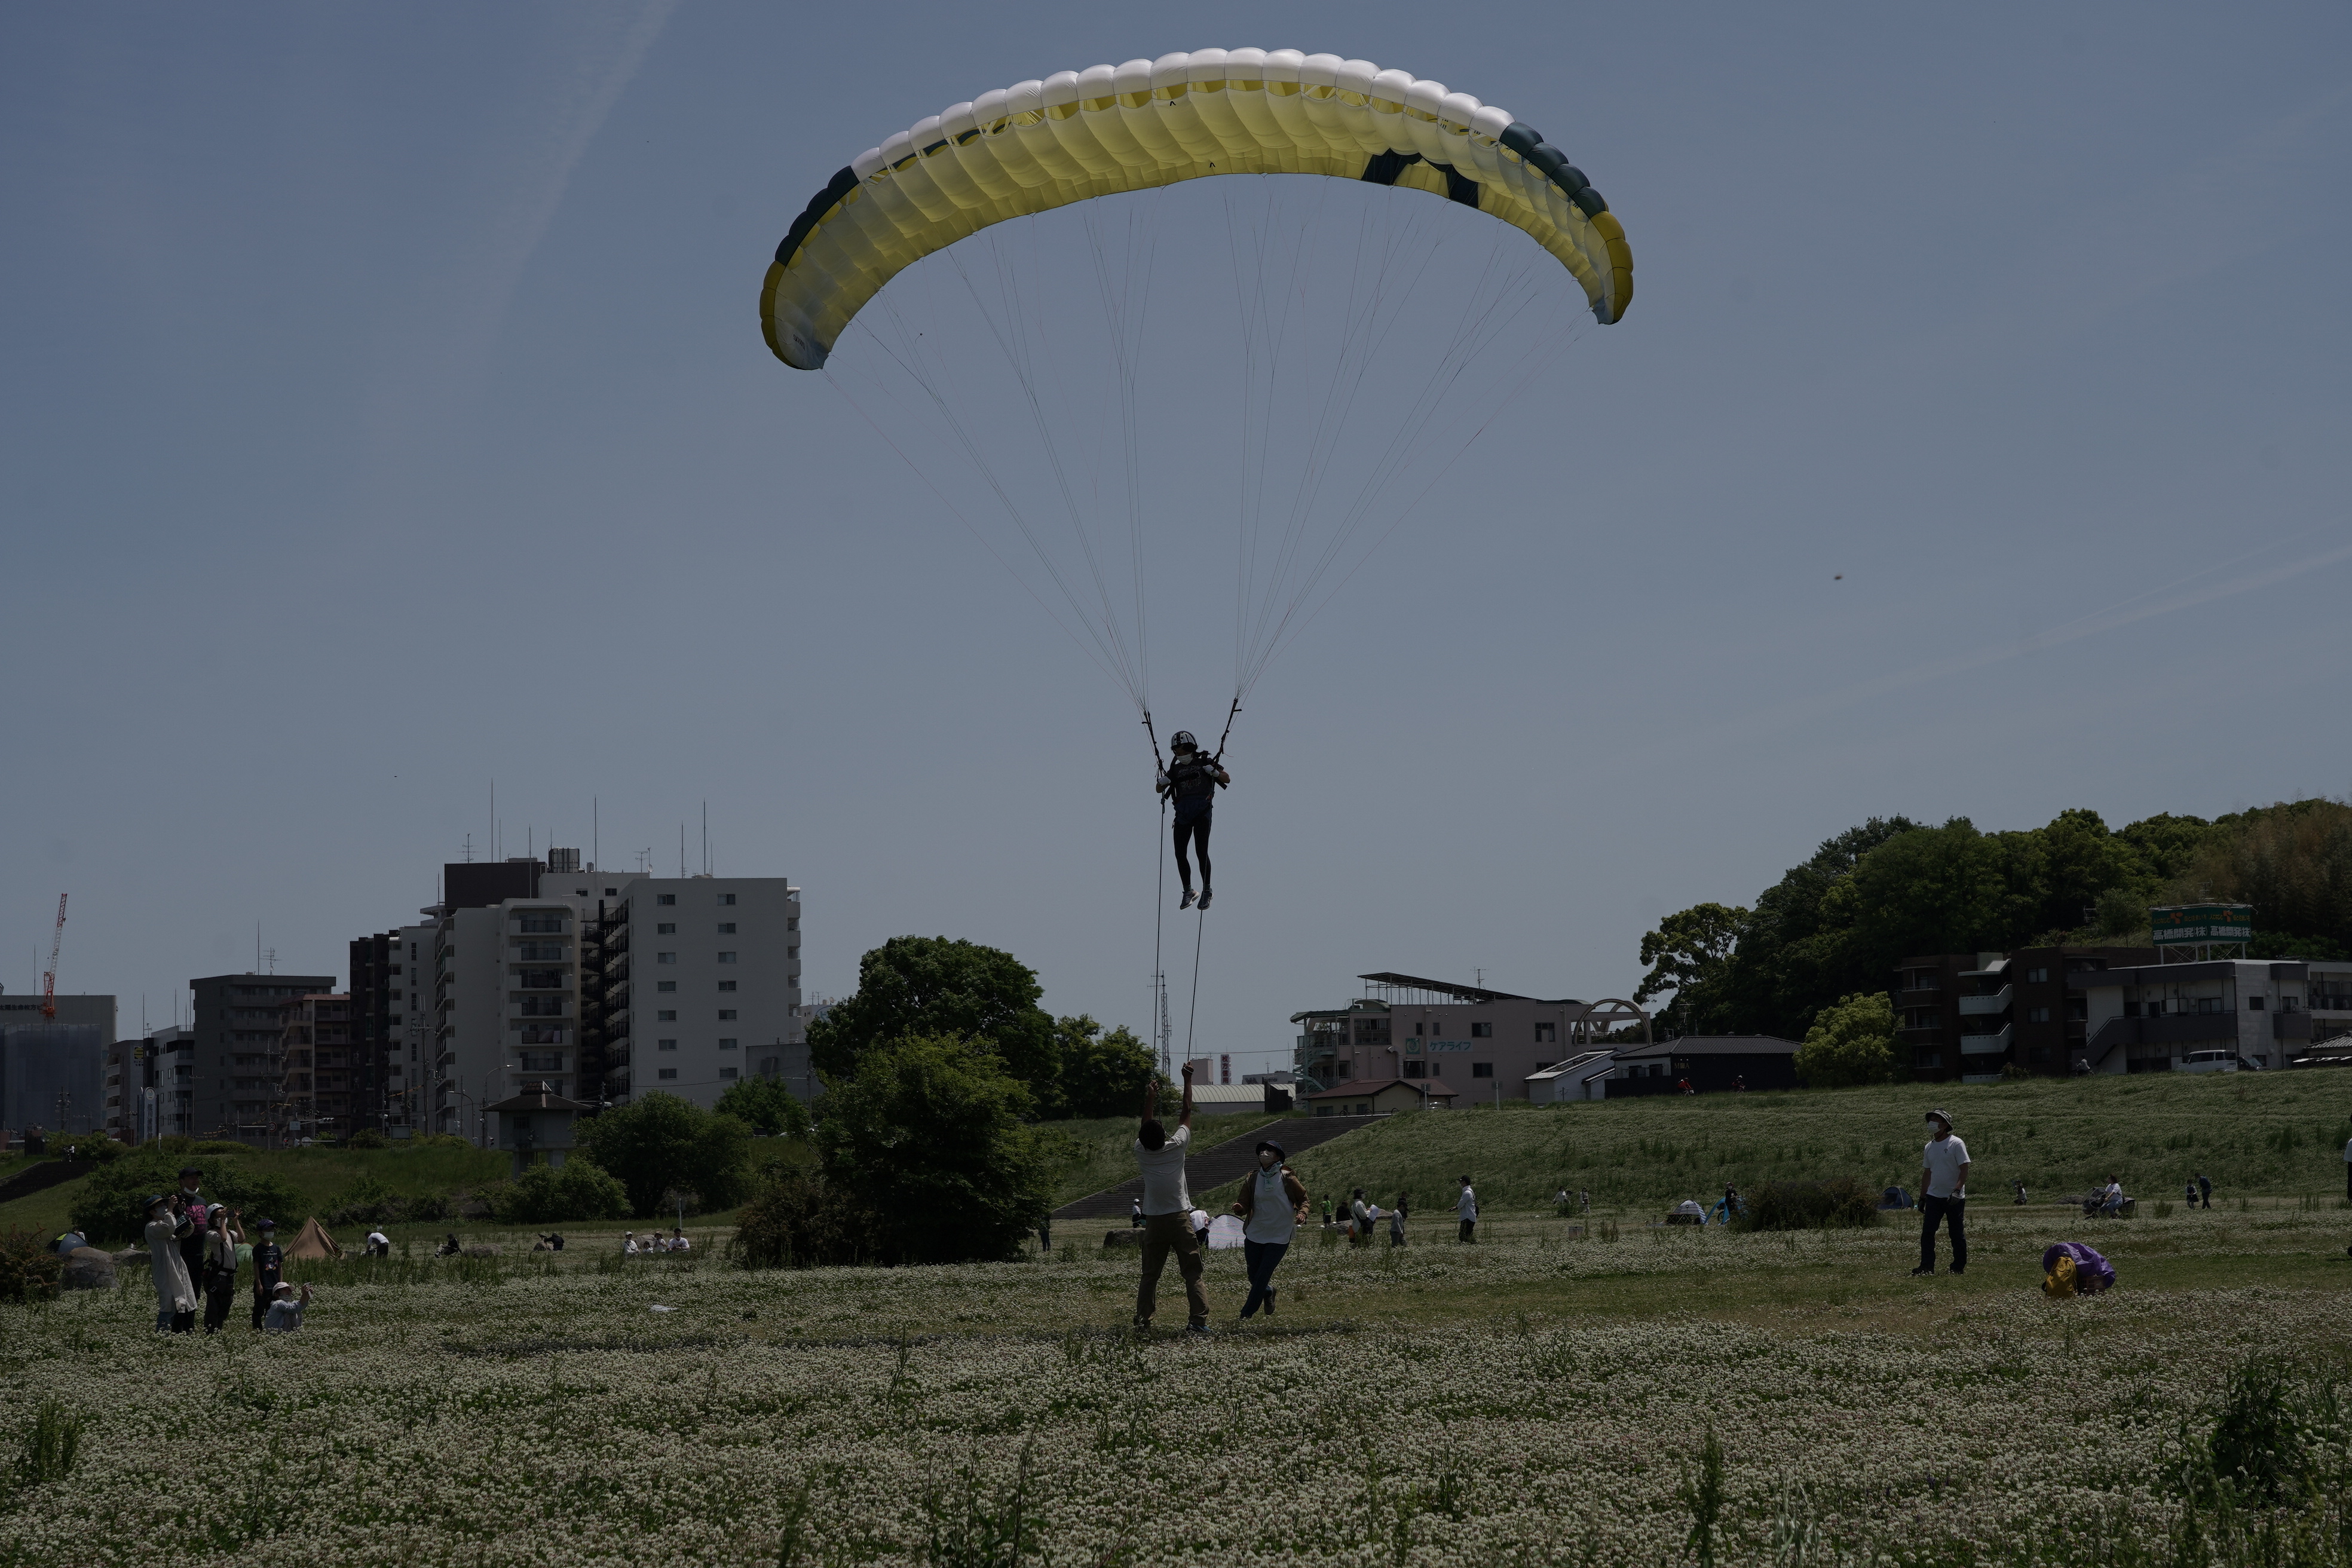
[2149,904,2253,946]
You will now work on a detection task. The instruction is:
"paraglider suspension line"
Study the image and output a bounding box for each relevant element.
[1183,902,1207,1071]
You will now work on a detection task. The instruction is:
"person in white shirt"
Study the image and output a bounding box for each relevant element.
[2100,1175,2125,1217]
[669,1228,691,1253]
[1456,1176,1478,1244]
[1131,1062,1209,1332]
[365,1229,391,1257]
[1912,1109,1971,1276]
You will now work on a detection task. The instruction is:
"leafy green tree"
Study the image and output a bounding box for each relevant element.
[715,1076,812,1138]
[2180,799,2352,956]
[488,1156,630,1224]
[816,1033,1052,1265]
[1711,817,1921,1040]
[1792,992,1898,1088]
[1634,903,1748,1032]
[70,1150,302,1246]
[1054,1015,1159,1119]
[577,1093,754,1218]
[808,936,1059,1107]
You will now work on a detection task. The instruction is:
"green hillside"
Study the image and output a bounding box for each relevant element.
[1211,1072,2352,1215]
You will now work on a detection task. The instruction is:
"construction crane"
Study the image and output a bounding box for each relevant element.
[41,894,67,1019]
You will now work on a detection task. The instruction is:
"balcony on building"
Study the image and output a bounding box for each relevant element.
[1958,985,2012,1016]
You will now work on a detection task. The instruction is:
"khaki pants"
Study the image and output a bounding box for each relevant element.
[1134,1211,1209,1328]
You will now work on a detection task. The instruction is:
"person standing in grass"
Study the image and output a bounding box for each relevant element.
[143,1194,196,1334]
[1232,1139,1307,1320]
[200,1205,243,1334]
[1456,1176,1478,1244]
[1912,1109,1970,1277]
[1389,1194,1408,1248]
[248,1218,284,1330]
[1132,1062,1209,1334]
[2198,1172,2213,1209]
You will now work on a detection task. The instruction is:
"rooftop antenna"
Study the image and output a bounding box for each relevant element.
[680,823,687,879]
[461,833,475,863]
[702,801,709,876]
[491,779,495,862]
[256,922,262,973]
[264,948,277,975]
[593,797,599,871]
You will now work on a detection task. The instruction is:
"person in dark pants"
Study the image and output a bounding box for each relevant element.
[1131,1064,1210,1333]
[2198,1172,2213,1209]
[173,1165,213,1298]
[201,1205,243,1333]
[1232,1140,1307,1319]
[1912,1109,1971,1277]
[1156,733,1230,910]
[1456,1176,1478,1243]
[249,1218,284,1331]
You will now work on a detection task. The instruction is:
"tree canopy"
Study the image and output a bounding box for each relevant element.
[808,936,1059,1108]
[1635,798,2352,1045]
[715,1075,812,1138]
[1792,993,1898,1089]
[1054,1015,1160,1119]
[576,1092,753,1218]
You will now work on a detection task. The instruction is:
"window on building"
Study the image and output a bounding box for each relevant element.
[657,981,676,993]
[656,923,676,935]
[719,1037,737,1049]
[657,953,677,964]
[719,893,736,905]
[717,952,737,964]
[657,1068,678,1080]
[1471,1062,1494,1078]
[760,1056,780,1077]
[657,1039,678,1051]
[787,918,798,931]
[2027,1007,2051,1023]
[2247,995,2265,1011]
[654,893,678,905]
[2026,967,2049,983]
[719,1066,738,1080]
[717,1009,737,1021]
[1402,1061,1426,1079]
[605,888,617,896]
[718,981,737,993]
[1533,1022,1557,1043]
[657,1010,676,1022]
[717,922,736,935]
[1470,1022,1493,1038]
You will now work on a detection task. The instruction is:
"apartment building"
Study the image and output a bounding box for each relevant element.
[351,922,438,1134]
[2073,960,2316,1072]
[275,993,356,1140]
[599,875,804,1109]
[1894,947,2154,1082]
[186,973,336,1140]
[1291,972,1647,1101]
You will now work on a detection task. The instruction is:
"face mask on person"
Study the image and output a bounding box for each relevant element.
[1258,1152,1276,1169]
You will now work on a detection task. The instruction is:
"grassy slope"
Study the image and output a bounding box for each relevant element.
[1244,1071,2352,1217]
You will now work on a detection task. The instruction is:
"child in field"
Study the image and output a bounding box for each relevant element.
[263,1281,313,1332]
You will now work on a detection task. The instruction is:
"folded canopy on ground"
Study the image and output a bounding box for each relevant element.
[761,48,1633,369]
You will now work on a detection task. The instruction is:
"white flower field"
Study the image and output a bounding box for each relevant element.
[3,1203,2348,1566]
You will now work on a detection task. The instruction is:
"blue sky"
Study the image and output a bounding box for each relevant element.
[5,4,2348,1072]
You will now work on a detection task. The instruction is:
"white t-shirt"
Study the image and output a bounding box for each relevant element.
[1457,1186,1477,1220]
[1243,1166,1298,1244]
[1134,1123,1192,1216]
[1922,1134,1970,1199]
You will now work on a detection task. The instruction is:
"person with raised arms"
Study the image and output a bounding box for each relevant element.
[1131,1062,1209,1334]
[1232,1140,1309,1320]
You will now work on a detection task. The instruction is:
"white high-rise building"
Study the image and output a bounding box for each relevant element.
[601,875,804,1109]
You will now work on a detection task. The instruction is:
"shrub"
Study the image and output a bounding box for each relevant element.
[816,1033,1052,1266]
[2205,1357,2318,1503]
[47,1135,123,1165]
[1793,994,1898,1088]
[0,1229,64,1303]
[68,1151,303,1245]
[578,1094,753,1218]
[486,1158,630,1225]
[727,1169,875,1269]
[1734,1177,1882,1232]
[347,1129,388,1150]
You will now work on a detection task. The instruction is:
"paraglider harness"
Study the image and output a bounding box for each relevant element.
[1164,752,1223,826]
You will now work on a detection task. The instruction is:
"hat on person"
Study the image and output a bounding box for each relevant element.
[1255,1140,1286,1160]
[273,1281,298,1296]
[177,1165,203,1178]
[140,1193,170,1215]
[255,1218,275,1230]
[1925,1108,1953,1129]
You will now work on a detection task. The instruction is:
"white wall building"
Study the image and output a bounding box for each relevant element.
[432,888,605,1139]
[601,875,803,1110]
[2074,959,2314,1072]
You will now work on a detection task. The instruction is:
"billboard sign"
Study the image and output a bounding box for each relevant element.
[2150,904,2253,947]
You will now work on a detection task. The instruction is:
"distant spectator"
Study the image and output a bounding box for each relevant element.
[623,1232,640,1255]
[365,1229,391,1257]
[1130,1198,1145,1230]
[1553,1189,1569,1209]
[1578,1189,1591,1217]
[1190,1208,1210,1251]
[1388,1196,1407,1248]
[1732,1075,1747,1092]
[1677,1079,1695,1097]
[1911,1109,1969,1277]
[262,1281,311,1333]
[2184,1179,2200,1210]
[143,1194,196,1334]
[2343,1134,2351,1202]
[174,1166,213,1296]
[2197,1173,2212,1208]
[51,1227,87,1255]
[249,1218,283,1330]
[436,1233,463,1257]
[1037,1215,1051,1253]
[670,1228,691,1253]
[2011,1179,2028,1206]
[547,1232,565,1251]
[2100,1175,2125,1217]
[1349,1189,1371,1245]
[1456,1177,1478,1244]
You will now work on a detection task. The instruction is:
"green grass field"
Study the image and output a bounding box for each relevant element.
[4,1079,2348,1565]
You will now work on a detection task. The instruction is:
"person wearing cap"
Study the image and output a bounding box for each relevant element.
[1231,1138,1308,1319]
[1131,1061,1209,1333]
[1913,1109,1971,1277]
[200,1204,244,1333]
[142,1193,197,1333]
[248,1218,284,1330]
[262,1281,313,1333]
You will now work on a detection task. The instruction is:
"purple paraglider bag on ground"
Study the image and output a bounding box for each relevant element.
[2042,1242,2115,1293]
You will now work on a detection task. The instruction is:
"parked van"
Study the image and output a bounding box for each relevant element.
[2180,1049,2239,1074]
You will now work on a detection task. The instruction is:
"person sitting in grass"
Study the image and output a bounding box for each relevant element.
[2100,1175,2125,1216]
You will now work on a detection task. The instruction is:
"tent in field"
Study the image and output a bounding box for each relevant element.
[284,1218,342,1260]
